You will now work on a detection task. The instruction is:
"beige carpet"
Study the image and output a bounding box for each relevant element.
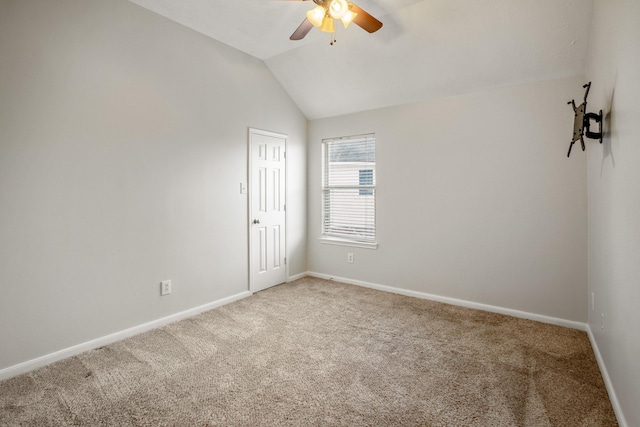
[0,277,617,426]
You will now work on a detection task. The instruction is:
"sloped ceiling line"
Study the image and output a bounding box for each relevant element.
[128,0,592,119]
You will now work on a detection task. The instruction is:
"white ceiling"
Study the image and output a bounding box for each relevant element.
[128,0,593,119]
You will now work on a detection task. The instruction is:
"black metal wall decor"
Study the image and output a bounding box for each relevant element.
[567,82,603,157]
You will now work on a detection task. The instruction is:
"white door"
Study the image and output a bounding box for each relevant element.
[249,129,287,292]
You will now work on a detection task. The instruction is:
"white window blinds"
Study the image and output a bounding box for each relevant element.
[322,134,376,242]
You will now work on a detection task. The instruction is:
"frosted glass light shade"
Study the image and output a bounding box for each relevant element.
[341,10,358,28]
[319,16,335,33]
[306,6,325,27]
[328,0,348,19]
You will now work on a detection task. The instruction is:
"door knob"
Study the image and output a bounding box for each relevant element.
[253,219,260,224]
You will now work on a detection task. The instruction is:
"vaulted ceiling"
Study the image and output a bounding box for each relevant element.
[128,0,593,119]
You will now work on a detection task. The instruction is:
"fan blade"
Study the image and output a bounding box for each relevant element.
[350,3,383,33]
[290,18,314,40]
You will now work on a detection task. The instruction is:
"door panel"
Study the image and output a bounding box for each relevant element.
[250,129,287,292]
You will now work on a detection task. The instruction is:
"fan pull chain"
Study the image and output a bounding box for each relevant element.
[330,32,337,46]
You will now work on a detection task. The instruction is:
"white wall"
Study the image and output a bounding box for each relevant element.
[308,76,588,323]
[0,0,307,371]
[585,1,640,425]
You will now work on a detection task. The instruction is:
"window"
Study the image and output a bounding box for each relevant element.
[322,134,376,245]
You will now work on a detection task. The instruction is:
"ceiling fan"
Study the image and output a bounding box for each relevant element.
[289,0,383,42]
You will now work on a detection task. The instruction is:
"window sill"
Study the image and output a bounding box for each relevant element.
[319,237,378,250]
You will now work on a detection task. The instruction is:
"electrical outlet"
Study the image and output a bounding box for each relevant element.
[601,313,605,331]
[347,253,354,264]
[591,292,595,311]
[161,280,172,296]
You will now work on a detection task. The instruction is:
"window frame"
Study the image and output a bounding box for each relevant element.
[320,134,378,249]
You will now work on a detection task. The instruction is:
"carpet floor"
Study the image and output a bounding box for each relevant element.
[0,276,617,426]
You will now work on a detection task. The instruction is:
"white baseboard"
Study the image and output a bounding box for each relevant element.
[306,271,587,331]
[0,291,253,381]
[287,271,308,282]
[586,324,628,427]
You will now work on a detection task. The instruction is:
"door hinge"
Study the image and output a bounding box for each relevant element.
[284,204,286,211]
[284,257,287,264]
[284,151,286,159]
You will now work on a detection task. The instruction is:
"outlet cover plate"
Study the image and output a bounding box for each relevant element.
[161,280,172,296]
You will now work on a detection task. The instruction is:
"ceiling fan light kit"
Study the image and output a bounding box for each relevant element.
[290,0,382,43]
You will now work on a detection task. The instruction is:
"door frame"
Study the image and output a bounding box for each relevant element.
[247,127,288,293]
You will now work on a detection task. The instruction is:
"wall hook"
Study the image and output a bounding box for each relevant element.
[567,82,603,157]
